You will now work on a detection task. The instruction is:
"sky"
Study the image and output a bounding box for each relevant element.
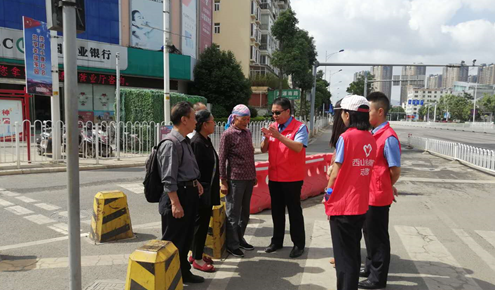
[291,0,495,105]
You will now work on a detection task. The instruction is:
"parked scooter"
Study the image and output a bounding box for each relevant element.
[36,121,53,156]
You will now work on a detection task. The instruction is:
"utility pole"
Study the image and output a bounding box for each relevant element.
[473,82,478,123]
[163,0,171,124]
[116,52,121,160]
[50,30,61,162]
[62,0,82,289]
[434,103,437,123]
[310,63,317,135]
[364,71,368,98]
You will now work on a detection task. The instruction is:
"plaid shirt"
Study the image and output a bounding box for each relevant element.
[219,126,256,181]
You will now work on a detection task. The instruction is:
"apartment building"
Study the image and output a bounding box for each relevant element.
[370,66,393,99]
[478,64,495,85]
[400,64,426,105]
[442,65,469,89]
[405,88,451,118]
[427,74,443,89]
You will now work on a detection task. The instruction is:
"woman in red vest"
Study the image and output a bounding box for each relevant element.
[324,95,376,290]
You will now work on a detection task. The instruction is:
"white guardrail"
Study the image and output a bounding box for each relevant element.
[407,135,495,174]
[391,121,495,133]
[0,116,330,168]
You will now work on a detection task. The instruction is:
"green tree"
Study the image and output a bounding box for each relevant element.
[437,94,472,121]
[190,44,252,117]
[389,106,406,121]
[250,73,289,89]
[478,94,495,117]
[346,74,374,96]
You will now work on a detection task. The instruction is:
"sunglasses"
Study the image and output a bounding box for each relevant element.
[271,110,286,116]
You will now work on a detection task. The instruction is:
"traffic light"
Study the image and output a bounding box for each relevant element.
[46,0,86,33]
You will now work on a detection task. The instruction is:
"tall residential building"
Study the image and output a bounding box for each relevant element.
[213,0,289,77]
[427,74,443,89]
[467,75,478,83]
[405,88,451,119]
[442,64,469,89]
[370,66,393,99]
[399,64,426,105]
[353,71,369,82]
[478,63,495,85]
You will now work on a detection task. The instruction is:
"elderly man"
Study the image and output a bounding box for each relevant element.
[219,104,256,258]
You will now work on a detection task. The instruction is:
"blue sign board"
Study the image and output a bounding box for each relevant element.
[420,100,424,105]
[408,100,412,105]
[23,17,52,96]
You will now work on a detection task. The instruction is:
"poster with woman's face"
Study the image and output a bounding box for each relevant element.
[130,0,164,50]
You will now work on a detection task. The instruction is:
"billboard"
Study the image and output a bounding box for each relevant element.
[23,17,52,96]
[182,0,197,58]
[130,0,164,50]
[199,0,213,54]
[0,99,24,138]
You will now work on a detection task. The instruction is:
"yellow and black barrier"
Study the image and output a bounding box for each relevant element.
[89,191,134,243]
[125,240,183,290]
[204,202,226,259]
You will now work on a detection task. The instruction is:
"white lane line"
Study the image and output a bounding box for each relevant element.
[133,222,161,229]
[24,214,57,225]
[476,230,495,249]
[0,233,88,251]
[34,203,61,211]
[206,219,262,290]
[399,177,495,184]
[48,223,69,235]
[395,226,482,290]
[1,191,20,197]
[117,183,144,194]
[15,196,38,203]
[0,198,14,207]
[299,220,335,290]
[453,229,495,273]
[0,254,130,271]
[5,205,34,215]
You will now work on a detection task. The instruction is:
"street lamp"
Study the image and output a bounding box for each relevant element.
[324,49,344,82]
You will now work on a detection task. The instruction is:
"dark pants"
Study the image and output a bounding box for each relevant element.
[191,194,213,260]
[225,179,254,250]
[269,180,305,248]
[330,214,366,290]
[363,205,391,286]
[161,185,199,278]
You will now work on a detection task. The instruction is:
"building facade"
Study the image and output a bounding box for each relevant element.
[353,70,369,82]
[404,88,451,119]
[400,64,426,105]
[442,64,469,89]
[427,74,443,89]
[478,63,495,85]
[370,66,392,99]
[452,81,495,100]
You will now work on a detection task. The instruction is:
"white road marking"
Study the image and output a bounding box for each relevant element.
[476,230,495,249]
[48,223,69,235]
[15,196,38,203]
[132,221,161,229]
[34,203,61,211]
[0,198,14,207]
[453,229,495,273]
[117,183,144,194]
[0,233,88,251]
[395,226,482,290]
[1,191,20,197]
[0,254,130,271]
[5,205,34,215]
[399,177,495,184]
[299,220,335,290]
[23,214,57,225]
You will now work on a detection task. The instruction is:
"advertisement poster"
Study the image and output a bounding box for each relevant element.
[160,125,173,140]
[182,0,197,58]
[130,0,164,50]
[0,99,23,138]
[95,111,115,122]
[199,0,212,54]
[22,17,52,96]
[93,85,116,112]
[78,84,94,111]
[78,111,95,123]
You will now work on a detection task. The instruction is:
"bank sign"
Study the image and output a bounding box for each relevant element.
[0,27,128,70]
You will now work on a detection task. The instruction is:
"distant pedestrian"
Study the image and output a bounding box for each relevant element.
[219,104,257,258]
[359,92,401,289]
[190,110,220,272]
[261,97,309,258]
[158,101,205,284]
[188,102,208,139]
[324,95,376,290]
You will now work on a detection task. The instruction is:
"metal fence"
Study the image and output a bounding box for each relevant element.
[407,135,495,173]
[1,116,330,168]
[391,121,495,133]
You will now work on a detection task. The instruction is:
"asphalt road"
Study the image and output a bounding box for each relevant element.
[1,128,495,290]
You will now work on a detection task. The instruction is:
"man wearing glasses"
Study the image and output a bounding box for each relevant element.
[261,97,309,258]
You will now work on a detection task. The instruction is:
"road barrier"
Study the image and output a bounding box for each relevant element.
[89,191,134,243]
[250,153,333,214]
[204,202,227,259]
[391,121,495,133]
[125,240,182,290]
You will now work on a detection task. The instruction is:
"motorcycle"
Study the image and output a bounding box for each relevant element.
[36,122,53,157]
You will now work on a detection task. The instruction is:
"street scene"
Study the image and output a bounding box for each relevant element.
[1,0,495,290]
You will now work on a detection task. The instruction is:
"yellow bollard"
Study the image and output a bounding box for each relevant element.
[125,240,183,290]
[204,202,226,259]
[89,191,134,243]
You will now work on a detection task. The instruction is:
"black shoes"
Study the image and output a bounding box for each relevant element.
[239,241,254,251]
[289,246,305,258]
[182,273,205,284]
[360,268,370,278]
[358,279,386,289]
[264,244,283,253]
[227,248,245,257]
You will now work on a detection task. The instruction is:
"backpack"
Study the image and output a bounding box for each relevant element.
[143,135,183,203]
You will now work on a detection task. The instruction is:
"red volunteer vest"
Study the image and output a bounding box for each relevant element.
[268,118,307,182]
[325,128,376,216]
[369,123,401,206]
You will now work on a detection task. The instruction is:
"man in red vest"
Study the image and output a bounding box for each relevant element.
[359,92,401,289]
[261,97,309,258]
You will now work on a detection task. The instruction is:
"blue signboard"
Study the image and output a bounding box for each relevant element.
[420,100,424,105]
[408,100,412,105]
[23,16,52,96]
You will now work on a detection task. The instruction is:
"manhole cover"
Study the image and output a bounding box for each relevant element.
[84,280,125,290]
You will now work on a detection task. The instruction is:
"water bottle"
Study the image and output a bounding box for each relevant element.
[325,188,333,201]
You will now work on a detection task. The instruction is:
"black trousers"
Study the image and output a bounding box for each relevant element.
[330,214,366,290]
[269,180,305,248]
[191,195,213,260]
[161,185,199,277]
[363,205,391,286]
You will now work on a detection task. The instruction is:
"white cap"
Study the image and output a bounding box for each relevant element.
[340,95,370,112]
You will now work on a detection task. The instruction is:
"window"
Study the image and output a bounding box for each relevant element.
[214,23,220,34]
[260,55,267,65]
[214,0,220,11]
